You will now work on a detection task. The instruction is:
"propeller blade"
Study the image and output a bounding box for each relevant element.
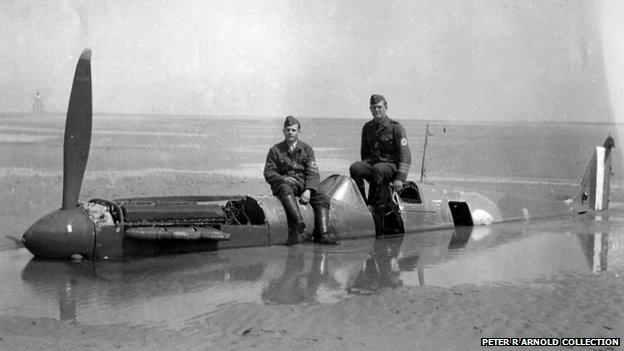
[62,49,92,210]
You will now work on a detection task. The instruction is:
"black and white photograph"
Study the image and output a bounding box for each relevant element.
[1,1,623,350]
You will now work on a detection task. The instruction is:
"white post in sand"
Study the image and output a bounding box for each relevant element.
[594,146,606,211]
[587,145,611,211]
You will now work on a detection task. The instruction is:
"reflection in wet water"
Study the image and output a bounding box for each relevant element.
[263,247,333,304]
[59,280,76,322]
[1,210,623,329]
[578,232,609,273]
[348,236,409,295]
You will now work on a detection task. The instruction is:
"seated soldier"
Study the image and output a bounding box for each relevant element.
[264,116,340,245]
[349,94,412,213]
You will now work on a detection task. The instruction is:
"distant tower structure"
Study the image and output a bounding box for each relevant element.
[32,91,44,114]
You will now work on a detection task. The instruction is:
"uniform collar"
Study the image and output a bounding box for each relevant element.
[282,140,300,152]
[373,115,390,129]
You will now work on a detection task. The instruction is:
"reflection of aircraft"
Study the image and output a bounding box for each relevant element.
[13,226,523,325]
[17,234,416,321]
[21,49,615,260]
[19,250,273,325]
[577,229,623,273]
[18,219,620,324]
[579,232,609,273]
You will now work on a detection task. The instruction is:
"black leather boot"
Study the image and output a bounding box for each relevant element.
[313,207,340,245]
[279,194,306,244]
[373,206,385,236]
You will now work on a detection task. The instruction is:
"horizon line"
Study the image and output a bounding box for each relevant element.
[0,111,621,125]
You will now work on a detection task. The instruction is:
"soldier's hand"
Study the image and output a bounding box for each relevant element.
[284,176,297,185]
[392,180,404,192]
[299,189,311,204]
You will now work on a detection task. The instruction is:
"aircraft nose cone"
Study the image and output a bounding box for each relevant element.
[22,207,95,259]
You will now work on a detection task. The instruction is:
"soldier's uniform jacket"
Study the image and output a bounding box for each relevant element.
[361,115,411,181]
[264,140,320,193]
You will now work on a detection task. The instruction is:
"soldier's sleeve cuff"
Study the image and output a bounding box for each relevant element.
[396,163,410,182]
[305,185,319,193]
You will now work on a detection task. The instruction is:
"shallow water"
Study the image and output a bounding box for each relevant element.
[1,205,623,330]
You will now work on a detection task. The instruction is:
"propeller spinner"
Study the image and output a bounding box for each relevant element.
[22,49,96,259]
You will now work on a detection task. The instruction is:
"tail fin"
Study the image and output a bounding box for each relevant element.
[573,136,615,211]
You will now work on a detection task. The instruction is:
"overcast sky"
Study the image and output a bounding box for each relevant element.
[1,0,623,122]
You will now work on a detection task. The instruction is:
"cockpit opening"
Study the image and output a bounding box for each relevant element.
[399,181,422,204]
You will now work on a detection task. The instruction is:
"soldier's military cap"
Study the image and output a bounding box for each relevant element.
[283,115,301,128]
[370,94,386,105]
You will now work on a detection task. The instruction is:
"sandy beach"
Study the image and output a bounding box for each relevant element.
[1,270,623,350]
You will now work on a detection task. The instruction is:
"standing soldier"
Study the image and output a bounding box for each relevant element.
[349,94,412,212]
[264,116,340,245]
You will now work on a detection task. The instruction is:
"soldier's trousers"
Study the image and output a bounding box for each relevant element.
[271,182,330,209]
[349,161,397,207]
